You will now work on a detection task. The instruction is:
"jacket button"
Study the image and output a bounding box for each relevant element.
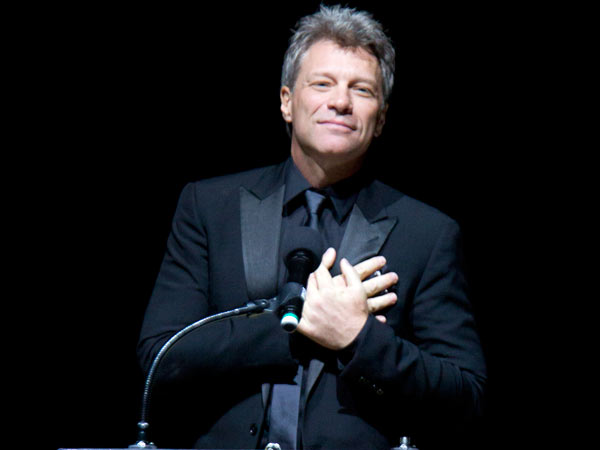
[249,424,258,436]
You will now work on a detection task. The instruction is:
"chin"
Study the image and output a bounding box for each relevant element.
[293,134,368,167]
[313,147,367,169]
[315,137,363,156]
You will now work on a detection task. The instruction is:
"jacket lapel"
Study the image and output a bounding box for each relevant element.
[239,164,287,409]
[333,204,397,275]
[239,165,286,301]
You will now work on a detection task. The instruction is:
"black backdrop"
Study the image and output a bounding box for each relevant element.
[15,1,570,449]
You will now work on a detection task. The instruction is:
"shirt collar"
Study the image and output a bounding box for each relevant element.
[283,158,364,223]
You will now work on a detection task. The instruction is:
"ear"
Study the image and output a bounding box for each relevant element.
[280,86,293,123]
[374,103,388,137]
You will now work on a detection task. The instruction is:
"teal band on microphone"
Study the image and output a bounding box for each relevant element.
[280,312,300,332]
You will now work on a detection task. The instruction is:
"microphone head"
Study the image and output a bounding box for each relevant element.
[281,226,323,266]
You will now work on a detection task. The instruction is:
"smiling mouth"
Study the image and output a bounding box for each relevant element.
[318,120,356,131]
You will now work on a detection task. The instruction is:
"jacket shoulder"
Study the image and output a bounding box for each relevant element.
[373,180,457,229]
[184,162,284,202]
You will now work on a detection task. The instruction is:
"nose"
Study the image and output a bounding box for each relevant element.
[327,86,352,114]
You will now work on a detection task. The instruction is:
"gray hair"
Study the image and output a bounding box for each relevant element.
[281,4,396,103]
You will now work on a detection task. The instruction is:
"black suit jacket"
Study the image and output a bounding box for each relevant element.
[137,159,486,449]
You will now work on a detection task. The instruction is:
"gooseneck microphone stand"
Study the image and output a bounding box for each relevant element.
[131,228,322,448]
[129,299,271,448]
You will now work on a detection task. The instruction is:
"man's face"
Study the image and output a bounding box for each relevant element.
[281,40,387,168]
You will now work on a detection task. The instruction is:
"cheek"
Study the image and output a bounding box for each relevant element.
[294,92,326,117]
[363,109,383,134]
[305,100,325,119]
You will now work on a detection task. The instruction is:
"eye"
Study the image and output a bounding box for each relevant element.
[353,85,375,97]
[311,79,332,90]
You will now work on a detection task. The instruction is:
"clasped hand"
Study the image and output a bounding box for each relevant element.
[296,248,398,350]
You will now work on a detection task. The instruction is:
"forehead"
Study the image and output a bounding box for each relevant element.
[297,39,381,82]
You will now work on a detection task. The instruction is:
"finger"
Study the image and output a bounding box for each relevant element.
[352,256,387,281]
[367,292,397,314]
[306,271,318,293]
[340,257,362,286]
[362,271,398,297]
[375,315,387,323]
[314,248,335,287]
[321,247,336,270]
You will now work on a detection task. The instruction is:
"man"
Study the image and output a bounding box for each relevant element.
[137,5,486,449]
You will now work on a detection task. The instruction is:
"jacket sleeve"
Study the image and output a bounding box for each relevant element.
[136,182,296,386]
[338,219,486,421]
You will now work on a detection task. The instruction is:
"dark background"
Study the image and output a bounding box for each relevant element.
[11,1,573,449]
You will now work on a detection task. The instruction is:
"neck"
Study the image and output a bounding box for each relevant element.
[291,147,365,189]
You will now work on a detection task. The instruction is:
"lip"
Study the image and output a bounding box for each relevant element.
[318,120,356,131]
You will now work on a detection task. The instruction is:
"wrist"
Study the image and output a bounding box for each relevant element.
[337,314,373,365]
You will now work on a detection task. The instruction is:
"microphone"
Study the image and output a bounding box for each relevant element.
[277,227,322,332]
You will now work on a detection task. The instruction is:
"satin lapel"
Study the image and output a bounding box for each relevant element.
[303,358,325,404]
[333,204,397,276]
[240,163,286,410]
[304,203,397,400]
[261,382,272,409]
[240,185,285,300]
